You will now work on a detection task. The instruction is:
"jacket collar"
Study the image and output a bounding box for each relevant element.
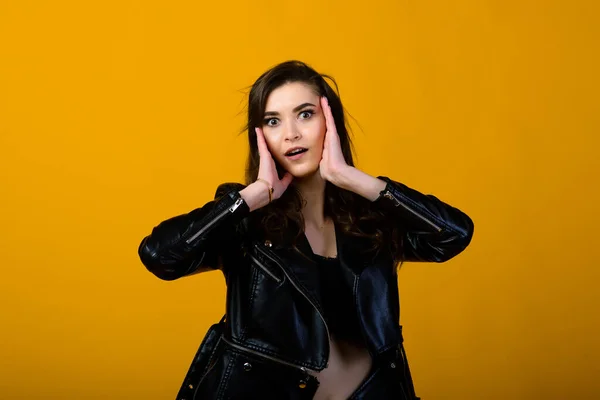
[271,221,371,276]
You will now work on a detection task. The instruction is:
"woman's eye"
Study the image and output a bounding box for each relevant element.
[299,110,314,119]
[265,118,278,126]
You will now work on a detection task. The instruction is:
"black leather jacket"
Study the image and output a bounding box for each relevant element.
[138,176,474,399]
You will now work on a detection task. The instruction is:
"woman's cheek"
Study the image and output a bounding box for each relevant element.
[263,132,280,159]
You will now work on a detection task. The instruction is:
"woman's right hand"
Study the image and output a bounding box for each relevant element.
[255,127,294,201]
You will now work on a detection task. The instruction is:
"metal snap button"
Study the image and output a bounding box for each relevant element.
[298,380,307,389]
[390,362,396,369]
[264,240,272,247]
[188,384,194,389]
[243,362,252,371]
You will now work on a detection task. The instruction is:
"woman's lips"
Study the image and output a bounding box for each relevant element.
[286,149,308,161]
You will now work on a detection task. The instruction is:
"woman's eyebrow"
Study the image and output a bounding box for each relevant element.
[264,102,316,117]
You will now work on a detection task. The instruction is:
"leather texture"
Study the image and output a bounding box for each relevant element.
[138,176,474,399]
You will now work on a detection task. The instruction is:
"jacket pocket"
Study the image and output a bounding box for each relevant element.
[176,319,226,400]
[192,339,318,399]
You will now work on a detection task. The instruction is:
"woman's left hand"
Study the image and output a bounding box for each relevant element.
[319,96,350,185]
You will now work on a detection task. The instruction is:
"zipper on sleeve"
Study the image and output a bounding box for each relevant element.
[185,197,244,245]
[382,190,443,232]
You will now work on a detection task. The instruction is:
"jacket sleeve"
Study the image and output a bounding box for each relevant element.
[373,176,474,263]
[138,182,250,281]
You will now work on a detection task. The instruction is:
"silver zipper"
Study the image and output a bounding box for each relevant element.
[185,197,244,244]
[249,254,282,283]
[352,275,372,358]
[383,191,443,232]
[255,244,331,369]
[221,336,311,373]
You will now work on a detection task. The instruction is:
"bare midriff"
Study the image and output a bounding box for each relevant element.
[309,335,373,400]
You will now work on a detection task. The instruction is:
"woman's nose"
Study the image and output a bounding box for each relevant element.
[283,121,301,141]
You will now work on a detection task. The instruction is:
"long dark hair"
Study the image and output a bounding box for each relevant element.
[240,60,401,265]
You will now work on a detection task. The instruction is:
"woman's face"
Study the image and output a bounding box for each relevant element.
[261,82,326,179]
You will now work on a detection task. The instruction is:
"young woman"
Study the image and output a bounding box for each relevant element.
[138,60,474,399]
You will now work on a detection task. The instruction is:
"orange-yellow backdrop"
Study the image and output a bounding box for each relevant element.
[1,1,598,398]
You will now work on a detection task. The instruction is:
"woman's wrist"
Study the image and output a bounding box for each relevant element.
[239,182,271,212]
[254,179,274,203]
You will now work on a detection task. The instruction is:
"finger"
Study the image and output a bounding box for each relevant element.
[255,127,269,159]
[320,97,332,147]
[320,95,328,109]
[321,96,337,134]
[320,96,330,127]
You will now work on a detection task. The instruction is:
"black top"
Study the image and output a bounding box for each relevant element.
[311,253,364,344]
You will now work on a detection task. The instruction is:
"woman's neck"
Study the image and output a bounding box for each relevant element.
[293,172,328,228]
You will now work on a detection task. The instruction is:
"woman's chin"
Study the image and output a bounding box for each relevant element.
[287,164,321,181]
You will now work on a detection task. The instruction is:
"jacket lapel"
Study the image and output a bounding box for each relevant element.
[268,223,371,303]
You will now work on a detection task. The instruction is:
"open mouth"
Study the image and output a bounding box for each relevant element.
[285,148,308,157]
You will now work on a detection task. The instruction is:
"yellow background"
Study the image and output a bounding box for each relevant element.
[1,0,598,398]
